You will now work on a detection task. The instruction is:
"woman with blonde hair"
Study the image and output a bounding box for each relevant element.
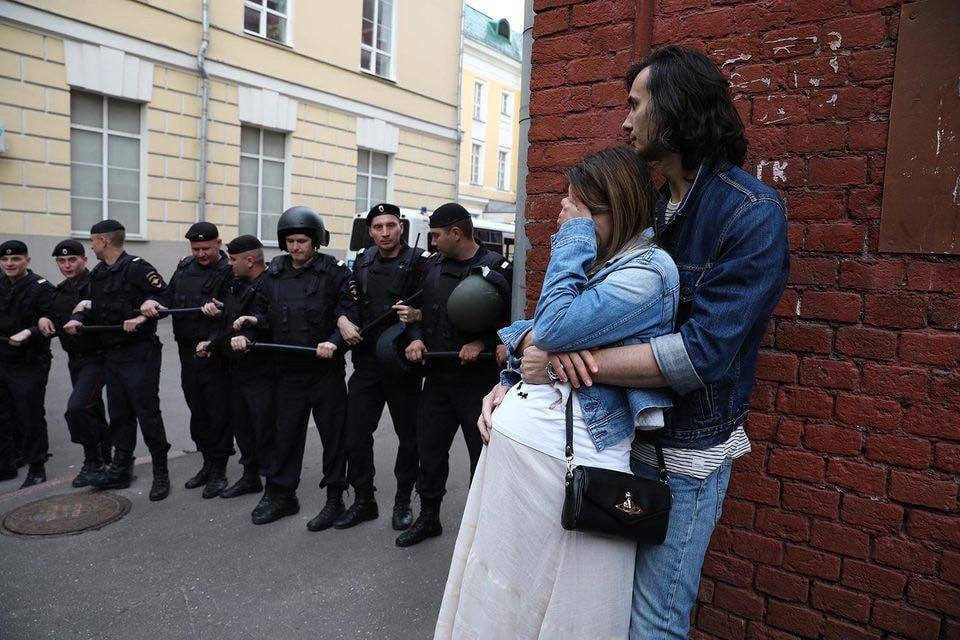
[435,146,679,639]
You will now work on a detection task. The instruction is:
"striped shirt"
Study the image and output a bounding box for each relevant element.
[634,197,752,480]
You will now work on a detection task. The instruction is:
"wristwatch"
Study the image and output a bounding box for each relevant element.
[545,361,561,382]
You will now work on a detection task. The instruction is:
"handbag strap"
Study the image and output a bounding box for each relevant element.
[564,391,669,483]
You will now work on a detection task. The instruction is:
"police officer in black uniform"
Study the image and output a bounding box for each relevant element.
[196,234,275,499]
[234,206,359,528]
[141,221,233,498]
[48,239,112,487]
[396,203,512,547]
[333,203,428,532]
[0,240,55,487]
[64,220,171,501]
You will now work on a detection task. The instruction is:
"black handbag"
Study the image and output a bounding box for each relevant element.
[560,394,672,544]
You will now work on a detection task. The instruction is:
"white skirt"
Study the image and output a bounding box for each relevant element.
[434,429,636,640]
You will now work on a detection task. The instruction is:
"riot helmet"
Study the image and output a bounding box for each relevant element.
[447,270,507,333]
[277,206,330,248]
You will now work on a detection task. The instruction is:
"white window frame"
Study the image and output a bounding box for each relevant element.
[243,0,292,46]
[470,142,484,185]
[239,125,290,247]
[360,0,399,81]
[497,148,510,192]
[356,148,393,213]
[500,91,512,118]
[69,92,148,240]
[473,80,486,122]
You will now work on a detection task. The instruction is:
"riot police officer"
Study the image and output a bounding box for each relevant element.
[334,203,428,532]
[48,239,111,487]
[141,222,233,498]
[196,234,275,499]
[396,203,512,547]
[63,220,171,501]
[0,240,54,487]
[234,207,359,528]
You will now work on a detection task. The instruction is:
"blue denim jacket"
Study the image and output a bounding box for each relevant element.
[499,218,679,451]
[647,155,790,449]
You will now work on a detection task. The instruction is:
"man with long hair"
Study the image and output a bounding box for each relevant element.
[488,45,790,638]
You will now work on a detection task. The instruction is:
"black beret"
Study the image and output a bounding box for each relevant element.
[0,240,28,256]
[52,239,85,257]
[429,203,471,228]
[366,203,401,225]
[185,221,219,241]
[90,219,124,234]
[226,235,263,255]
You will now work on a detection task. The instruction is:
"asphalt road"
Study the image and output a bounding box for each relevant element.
[0,324,473,640]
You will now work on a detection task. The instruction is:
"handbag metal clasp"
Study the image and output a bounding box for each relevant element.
[616,491,645,516]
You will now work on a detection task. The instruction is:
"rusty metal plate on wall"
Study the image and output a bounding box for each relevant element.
[879,0,960,254]
[2,492,131,537]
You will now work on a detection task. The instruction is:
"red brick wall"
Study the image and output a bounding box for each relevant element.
[527,1,959,638]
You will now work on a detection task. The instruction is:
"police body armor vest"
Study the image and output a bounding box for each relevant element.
[219,274,271,369]
[265,254,337,350]
[89,255,155,347]
[171,254,231,344]
[52,272,100,354]
[0,271,51,362]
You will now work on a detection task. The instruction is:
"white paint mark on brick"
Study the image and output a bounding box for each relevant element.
[826,93,838,105]
[829,57,840,73]
[722,53,751,67]
[952,176,960,205]
[827,31,842,51]
[809,78,821,86]
[773,161,788,183]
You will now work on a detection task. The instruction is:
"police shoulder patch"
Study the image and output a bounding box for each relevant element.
[421,250,431,258]
[132,257,142,262]
[501,261,510,269]
[37,278,47,284]
[357,247,365,255]
[146,271,164,288]
[337,260,346,267]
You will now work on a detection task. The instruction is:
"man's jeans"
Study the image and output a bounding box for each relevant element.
[629,459,732,640]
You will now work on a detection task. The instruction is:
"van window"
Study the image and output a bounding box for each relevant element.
[349,217,410,251]
[475,228,504,256]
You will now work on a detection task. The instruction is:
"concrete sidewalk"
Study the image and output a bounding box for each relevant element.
[0,327,473,640]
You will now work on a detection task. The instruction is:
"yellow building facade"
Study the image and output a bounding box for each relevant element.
[0,0,461,262]
[457,5,520,220]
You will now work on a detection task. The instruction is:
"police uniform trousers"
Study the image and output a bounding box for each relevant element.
[230,363,276,476]
[0,357,51,468]
[178,344,234,463]
[104,340,169,458]
[415,370,490,502]
[269,361,348,493]
[64,351,110,450]
[344,355,420,492]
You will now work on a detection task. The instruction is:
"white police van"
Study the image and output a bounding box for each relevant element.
[346,207,515,267]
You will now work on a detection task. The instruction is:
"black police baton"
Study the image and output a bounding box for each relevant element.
[246,341,323,355]
[1,323,131,344]
[157,303,224,317]
[359,290,423,337]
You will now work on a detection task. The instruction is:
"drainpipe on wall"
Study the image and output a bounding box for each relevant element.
[511,0,534,320]
[197,0,210,221]
[453,2,466,206]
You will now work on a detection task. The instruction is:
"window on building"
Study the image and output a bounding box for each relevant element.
[244,0,289,44]
[473,81,486,121]
[497,149,510,191]
[500,91,512,117]
[361,0,394,78]
[356,149,390,213]
[239,126,286,244]
[70,91,142,235]
[470,143,483,185]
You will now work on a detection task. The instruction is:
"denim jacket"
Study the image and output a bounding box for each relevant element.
[499,218,679,451]
[647,155,790,449]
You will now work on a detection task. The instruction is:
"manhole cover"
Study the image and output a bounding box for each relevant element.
[2,492,131,537]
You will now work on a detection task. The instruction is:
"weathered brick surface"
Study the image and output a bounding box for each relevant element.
[529,1,959,637]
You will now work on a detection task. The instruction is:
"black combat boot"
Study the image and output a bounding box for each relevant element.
[306,489,346,532]
[73,445,105,488]
[392,484,414,531]
[149,451,170,501]
[91,455,134,490]
[202,460,228,499]
[20,463,46,488]
[395,498,442,547]
[220,466,262,499]
[333,484,378,529]
[251,486,300,525]
[100,441,113,466]
[184,457,211,489]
